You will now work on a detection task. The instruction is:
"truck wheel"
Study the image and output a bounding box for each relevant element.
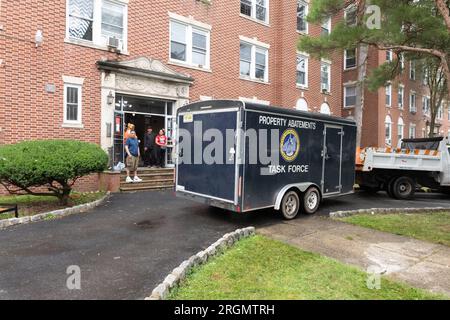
[386,178,396,198]
[302,187,321,215]
[281,191,300,220]
[392,176,415,200]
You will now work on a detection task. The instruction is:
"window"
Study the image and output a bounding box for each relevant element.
[344,49,357,69]
[296,54,308,87]
[321,17,331,35]
[385,84,392,106]
[240,0,268,23]
[67,0,127,51]
[297,1,308,33]
[386,50,393,62]
[398,118,404,142]
[170,19,210,69]
[344,85,357,108]
[422,67,429,85]
[63,76,84,126]
[423,96,430,116]
[320,103,331,115]
[239,40,269,82]
[321,62,331,93]
[398,85,404,109]
[438,103,443,120]
[409,91,416,113]
[410,61,416,80]
[345,5,357,26]
[399,53,405,71]
[385,115,392,146]
[296,98,308,111]
[409,124,416,139]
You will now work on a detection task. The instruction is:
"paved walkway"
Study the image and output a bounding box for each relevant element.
[258,216,450,296]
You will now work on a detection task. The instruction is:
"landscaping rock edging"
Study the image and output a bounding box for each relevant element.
[330,206,450,218]
[0,192,111,229]
[145,226,256,300]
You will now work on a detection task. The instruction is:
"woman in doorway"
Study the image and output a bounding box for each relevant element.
[155,129,167,168]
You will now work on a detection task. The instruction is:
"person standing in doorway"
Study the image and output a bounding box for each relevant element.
[144,127,156,167]
[155,129,167,168]
[125,130,143,183]
[123,123,136,144]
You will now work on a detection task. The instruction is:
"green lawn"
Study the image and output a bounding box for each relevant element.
[0,191,106,220]
[336,212,450,247]
[168,235,446,300]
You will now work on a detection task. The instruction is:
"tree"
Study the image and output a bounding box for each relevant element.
[299,0,450,145]
[0,140,109,205]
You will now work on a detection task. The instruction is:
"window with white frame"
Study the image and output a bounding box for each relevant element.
[170,19,210,69]
[410,61,416,80]
[67,0,127,51]
[320,61,331,93]
[409,123,416,138]
[296,54,308,87]
[385,115,392,146]
[385,84,392,106]
[423,96,430,116]
[344,85,357,108]
[344,49,357,69]
[398,85,404,109]
[422,67,429,85]
[321,17,331,35]
[63,76,84,126]
[438,103,443,120]
[399,53,405,71]
[345,5,357,26]
[240,0,269,23]
[239,40,269,82]
[397,117,404,142]
[297,0,308,33]
[409,91,416,113]
[386,50,393,62]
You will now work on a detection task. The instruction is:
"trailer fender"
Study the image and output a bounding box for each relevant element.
[274,183,320,211]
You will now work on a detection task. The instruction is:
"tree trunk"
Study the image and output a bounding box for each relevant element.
[354,43,369,147]
[58,183,72,206]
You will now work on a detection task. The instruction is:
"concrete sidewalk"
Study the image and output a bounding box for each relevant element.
[258,216,450,296]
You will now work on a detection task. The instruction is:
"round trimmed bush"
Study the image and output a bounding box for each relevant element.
[0,140,108,204]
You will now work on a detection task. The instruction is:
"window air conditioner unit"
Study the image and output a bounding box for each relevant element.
[107,37,121,52]
[321,84,329,93]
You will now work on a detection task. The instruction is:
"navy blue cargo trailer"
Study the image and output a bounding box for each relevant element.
[175,100,357,219]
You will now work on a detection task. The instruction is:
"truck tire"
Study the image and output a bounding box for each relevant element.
[392,176,415,200]
[302,187,321,215]
[386,178,396,198]
[281,191,300,220]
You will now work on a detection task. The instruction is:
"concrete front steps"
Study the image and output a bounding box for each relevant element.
[120,167,174,192]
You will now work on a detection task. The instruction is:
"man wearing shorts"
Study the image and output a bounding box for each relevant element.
[125,130,142,183]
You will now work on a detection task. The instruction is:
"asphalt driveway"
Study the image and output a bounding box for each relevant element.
[1,190,450,300]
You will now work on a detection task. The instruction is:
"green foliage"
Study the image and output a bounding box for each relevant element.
[298,0,450,91]
[0,140,108,202]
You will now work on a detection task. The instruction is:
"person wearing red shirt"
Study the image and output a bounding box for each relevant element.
[155,129,167,167]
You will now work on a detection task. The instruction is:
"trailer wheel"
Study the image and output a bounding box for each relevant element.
[302,187,321,215]
[281,191,300,220]
[392,176,415,200]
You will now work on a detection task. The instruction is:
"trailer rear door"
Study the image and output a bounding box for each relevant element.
[176,108,239,203]
[323,125,343,195]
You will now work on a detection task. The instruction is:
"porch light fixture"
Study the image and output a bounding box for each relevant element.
[107,91,115,105]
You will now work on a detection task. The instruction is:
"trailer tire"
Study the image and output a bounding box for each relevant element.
[301,187,321,215]
[280,191,300,220]
[392,176,415,200]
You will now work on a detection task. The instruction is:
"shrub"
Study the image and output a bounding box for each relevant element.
[0,140,108,205]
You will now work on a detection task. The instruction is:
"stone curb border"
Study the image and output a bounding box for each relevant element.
[145,226,256,300]
[330,206,450,218]
[0,192,111,229]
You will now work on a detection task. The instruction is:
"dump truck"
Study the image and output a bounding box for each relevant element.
[356,137,450,199]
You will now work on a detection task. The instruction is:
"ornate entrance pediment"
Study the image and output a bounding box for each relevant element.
[97,56,194,85]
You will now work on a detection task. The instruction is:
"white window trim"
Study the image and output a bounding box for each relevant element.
[239,0,270,25]
[297,0,309,34]
[169,16,211,71]
[409,124,416,138]
[385,84,392,107]
[320,59,331,93]
[409,91,417,113]
[344,4,357,26]
[239,38,270,83]
[385,116,392,146]
[63,76,84,127]
[321,16,331,34]
[65,0,128,54]
[398,84,404,109]
[386,50,393,62]
[296,52,309,88]
[239,96,270,105]
[410,61,416,80]
[344,48,357,70]
[344,84,357,108]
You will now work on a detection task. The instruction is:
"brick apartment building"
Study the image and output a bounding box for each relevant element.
[0,0,447,191]
[342,46,450,148]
